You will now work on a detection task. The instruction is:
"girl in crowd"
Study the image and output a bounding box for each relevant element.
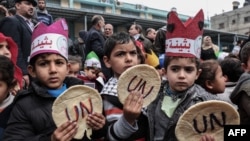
[195,59,226,94]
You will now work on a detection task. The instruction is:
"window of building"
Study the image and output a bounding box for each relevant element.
[49,0,60,5]
[219,23,225,29]
[152,15,165,21]
[100,0,110,3]
[244,16,250,23]
[81,4,104,12]
[121,10,139,17]
[232,19,236,25]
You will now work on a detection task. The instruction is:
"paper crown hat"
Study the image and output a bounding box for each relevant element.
[29,18,68,61]
[135,41,159,68]
[145,50,160,68]
[166,9,204,58]
[85,51,101,69]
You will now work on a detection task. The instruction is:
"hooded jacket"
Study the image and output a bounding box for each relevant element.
[0,33,23,88]
[230,72,250,124]
[3,77,87,141]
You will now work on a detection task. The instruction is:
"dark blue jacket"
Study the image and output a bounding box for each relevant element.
[2,77,91,141]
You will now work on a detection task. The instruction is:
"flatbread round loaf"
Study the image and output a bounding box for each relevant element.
[52,85,102,140]
[175,100,240,141]
[117,64,161,107]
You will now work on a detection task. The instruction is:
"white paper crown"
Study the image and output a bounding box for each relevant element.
[85,51,101,69]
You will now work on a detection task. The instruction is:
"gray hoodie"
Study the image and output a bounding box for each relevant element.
[230,72,250,124]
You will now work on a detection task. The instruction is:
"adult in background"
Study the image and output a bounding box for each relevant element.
[128,23,153,54]
[0,0,37,89]
[0,5,9,18]
[34,0,53,25]
[129,23,159,68]
[8,7,16,16]
[200,36,219,60]
[145,27,156,44]
[104,23,113,39]
[231,40,242,57]
[85,15,111,81]
[68,30,87,67]
[154,26,166,55]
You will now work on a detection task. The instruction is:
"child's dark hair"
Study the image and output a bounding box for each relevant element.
[85,67,101,76]
[154,29,166,54]
[29,53,68,69]
[164,56,200,70]
[104,32,137,58]
[225,53,238,59]
[68,55,82,69]
[220,57,244,82]
[195,59,219,88]
[239,39,250,65]
[0,55,16,89]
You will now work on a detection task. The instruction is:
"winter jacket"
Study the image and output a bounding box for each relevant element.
[100,77,149,141]
[230,72,250,125]
[147,80,220,141]
[3,77,105,141]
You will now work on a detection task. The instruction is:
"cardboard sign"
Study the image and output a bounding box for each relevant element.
[175,100,240,141]
[117,64,161,107]
[52,85,102,139]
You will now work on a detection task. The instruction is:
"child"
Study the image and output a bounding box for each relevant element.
[0,33,23,93]
[195,59,226,94]
[0,55,17,140]
[147,10,219,141]
[218,57,243,108]
[239,38,250,72]
[3,19,105,141]
[68,55,82,77]
[230,38,250,124]
[101,32,147,140]
[78,51,105,92]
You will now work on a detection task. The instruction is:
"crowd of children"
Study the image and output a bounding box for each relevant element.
[1,7,250,141]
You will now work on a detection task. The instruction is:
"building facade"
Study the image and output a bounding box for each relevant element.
[46,0,210,39]
[44,0,248,51]
[211,1,250,36]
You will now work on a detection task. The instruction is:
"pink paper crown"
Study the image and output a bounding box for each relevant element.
[29,18,69,61]
[165,9,204,58]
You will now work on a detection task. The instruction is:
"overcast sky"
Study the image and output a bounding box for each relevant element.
[121,0,246,19]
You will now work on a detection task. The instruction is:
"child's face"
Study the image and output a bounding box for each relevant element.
[208,66,226,94]
[0,80,9,103]
[104,40,139,78]
[165,58,200,92]
[68,62,80,77]
[0,41,11,59]
[28,54,69,89]
[85,68,97,80]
